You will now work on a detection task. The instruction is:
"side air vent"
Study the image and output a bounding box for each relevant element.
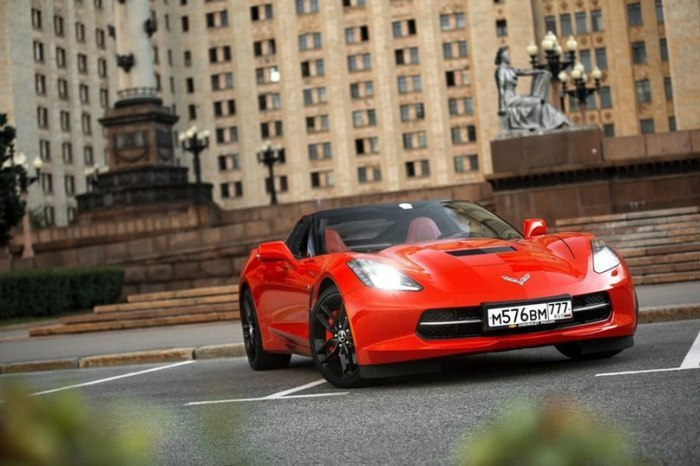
[446,246,516,257]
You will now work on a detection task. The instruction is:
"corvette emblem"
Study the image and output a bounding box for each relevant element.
[502,273,530,286]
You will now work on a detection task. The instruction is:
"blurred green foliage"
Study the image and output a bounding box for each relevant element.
[457,398,645,466]
[0,383,158,465]
[0,113,25,248]
[0,267,124,319]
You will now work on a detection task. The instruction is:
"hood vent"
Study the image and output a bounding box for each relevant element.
[446,246,516,257]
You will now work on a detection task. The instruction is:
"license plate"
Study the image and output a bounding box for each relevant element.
[484,298,573,330]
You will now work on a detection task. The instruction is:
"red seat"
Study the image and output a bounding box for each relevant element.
[405,217,441,243]
[325,228,349,253]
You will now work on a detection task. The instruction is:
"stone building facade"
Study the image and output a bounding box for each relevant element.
[1,0,698,226]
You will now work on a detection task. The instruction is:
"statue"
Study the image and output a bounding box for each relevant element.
[495,47,571,133]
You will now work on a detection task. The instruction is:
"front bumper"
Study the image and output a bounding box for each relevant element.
[344,280,637,367]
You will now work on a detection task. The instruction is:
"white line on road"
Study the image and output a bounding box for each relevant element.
[29,361,195,397]
[596,330,700,377]
[186,378,349,405]
[680,330,700,369]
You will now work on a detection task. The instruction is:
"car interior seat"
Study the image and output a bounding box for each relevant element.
[325,227,349,253]
[405,217,441,243]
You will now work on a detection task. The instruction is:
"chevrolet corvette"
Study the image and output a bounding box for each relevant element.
[239,200,637,387]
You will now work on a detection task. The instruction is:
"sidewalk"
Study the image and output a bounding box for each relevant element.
[1,281,698,373]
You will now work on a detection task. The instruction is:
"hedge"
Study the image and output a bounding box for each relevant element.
[0,267,124,319]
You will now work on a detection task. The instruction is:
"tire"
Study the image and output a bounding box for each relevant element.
[309,286,365,388]
[240,290,291,370]
[555,343,623,361]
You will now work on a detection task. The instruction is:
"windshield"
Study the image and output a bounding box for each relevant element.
[316,201,522,254]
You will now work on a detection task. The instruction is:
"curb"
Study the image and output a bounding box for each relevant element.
[1,305,699,375]
[0,343,245,375]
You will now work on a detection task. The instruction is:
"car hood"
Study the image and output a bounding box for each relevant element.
[376,238,588,298]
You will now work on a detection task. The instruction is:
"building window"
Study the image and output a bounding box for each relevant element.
[402,131,428,150]
[579,50,592,71]
[591,10,603,31]
[352,109,377,128]
[400,103,425,122]
[35,74,46,95]
[81,113,92,135]
[345,25,369,44]
[96,28,105,49]
[214,99,236,117]
[37,107,49,128]
[668,116,676,132]
[251,4,273,21]
[258,92,281,111]
[218,154,241,171]
[640,119,655,134]
[260,120,283,139]
[631,41,647,64]
[397,75,422,94]
[41,174,53,194]
[453,154,479,174]
[627,3,643,26]
[62,142,73,163]
[206,10,229,28]
[599,86,612,109]
[215,127,239,144]
[296,0,319,15]
[544,16,557,35]
[342,0,366,7]
[450,125,477,144]
[40,140,51,161]
[310,170,334,189]
[448,97,474,116]
[31,8,42,30]
[301,59,324,78]
[65,175,75,195]
[347,53,371,72]
[496,19,508,37]
[75,22,86,42]
[186,77,195,93]
[664,77,673,101]
[100,88,109,108]
[306,115,330,133]
[443,40,468,59]
[635,79,652,103]
[446,70,470,87]
[255,66,280,84]
[603,124,615,137]
[303,87,327,106]
[54,15,64,35]
[656,0,664,23]
[33,41,44,63]
[595,48,608,70]
[355,137,379,155]
[220,181,244,199]
[253,39,276,57]
[357,165,381,184]
[392,19,416,38]
[184,50,192,67]
[575,12,588,34]
[405,160,430,179]
[560,14,572,36]
[308,142,332,160]
[181,16,189,32]
[395,47,419,66]
[77,54,88,74]
[299,33,322,51]
[98,58,107,77]
[188,105,197,120]
[209,46,232,63]
[440,12,465,31]
[84,145,94,165]
[60,111,71,132]
[659,39,668,61]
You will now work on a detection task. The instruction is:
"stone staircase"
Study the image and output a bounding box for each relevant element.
[555,206,700,285]
[30,285,239,336]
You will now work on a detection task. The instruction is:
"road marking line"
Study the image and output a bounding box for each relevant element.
[597,330,700,377]
[186,378,348,405]
[29,361,195,397]
[680,330,700,369]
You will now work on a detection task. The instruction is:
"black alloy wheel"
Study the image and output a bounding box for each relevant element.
[241,290,291,370]
[310,286,364,388]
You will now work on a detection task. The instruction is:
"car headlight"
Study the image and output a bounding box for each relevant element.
[591,239,620,273]
[347,259,422,291]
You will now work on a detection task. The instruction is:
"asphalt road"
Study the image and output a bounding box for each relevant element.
[1,320,698,465]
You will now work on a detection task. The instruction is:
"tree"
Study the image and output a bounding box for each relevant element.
[0,113,26,248]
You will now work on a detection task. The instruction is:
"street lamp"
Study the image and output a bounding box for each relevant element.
[178,125,210,200]
[527,31,579,78]
[84,164,108,192]
[256,140,284,205]
[14,152,43,259]
[559,63,602,113]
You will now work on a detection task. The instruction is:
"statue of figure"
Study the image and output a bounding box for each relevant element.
[495,47,571,133]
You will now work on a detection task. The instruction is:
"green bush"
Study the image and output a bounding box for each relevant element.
[0,267,124,319]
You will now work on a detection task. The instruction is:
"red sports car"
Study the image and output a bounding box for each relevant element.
[239,200,637,387]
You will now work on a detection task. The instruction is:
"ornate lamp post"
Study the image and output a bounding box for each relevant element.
[527,31,579,78]
[257,140,284,205]
[558,63,603,113]
[14,152,43,259]
[178,126,210,201]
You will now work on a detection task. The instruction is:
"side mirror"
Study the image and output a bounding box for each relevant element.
[257,241,295,263]
[522,219,547,239]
